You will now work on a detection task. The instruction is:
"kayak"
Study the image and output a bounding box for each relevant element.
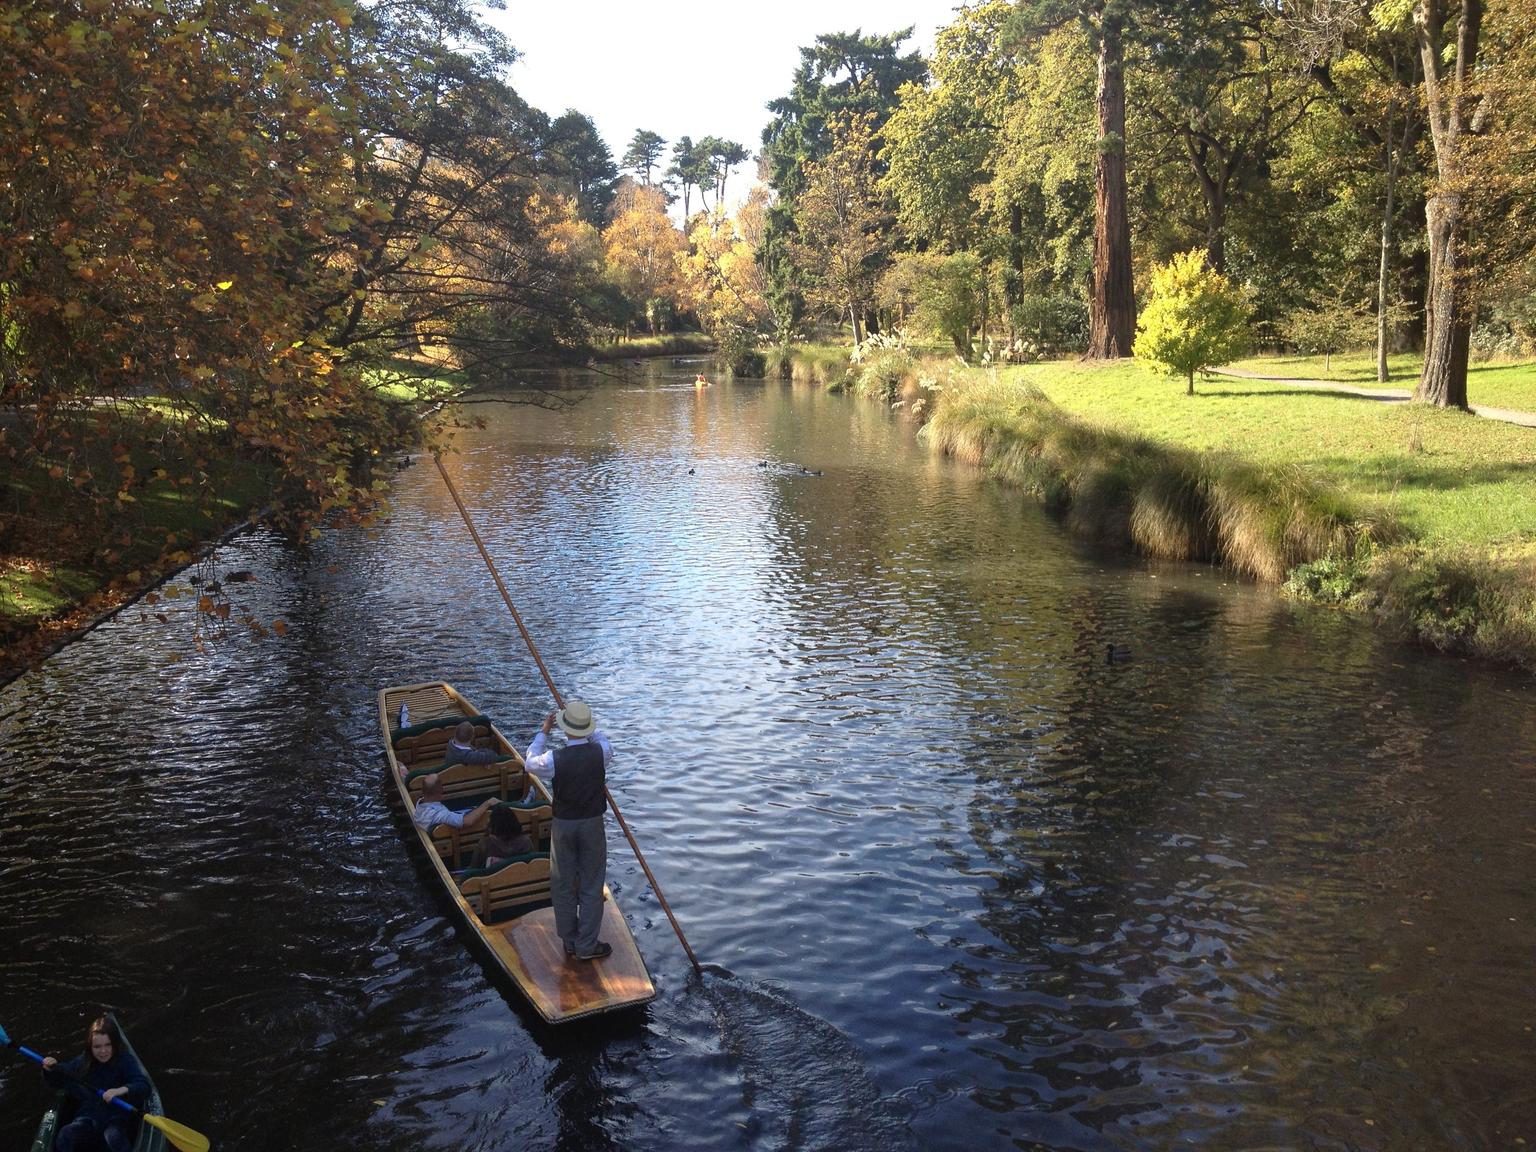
[30,1014,166,1152]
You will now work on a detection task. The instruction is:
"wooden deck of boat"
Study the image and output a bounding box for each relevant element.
[380,681,657,1024]
[497,904,657,1022]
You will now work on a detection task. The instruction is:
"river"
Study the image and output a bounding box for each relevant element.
[2,363,1533,1151]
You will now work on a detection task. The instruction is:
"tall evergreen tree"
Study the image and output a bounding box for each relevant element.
[622,129,666,185]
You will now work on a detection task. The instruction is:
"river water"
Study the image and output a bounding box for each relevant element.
[2,364,1534,1151]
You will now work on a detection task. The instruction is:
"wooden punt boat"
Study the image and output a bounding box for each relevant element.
[379,681,657,1024]
[30,1014,167,1152]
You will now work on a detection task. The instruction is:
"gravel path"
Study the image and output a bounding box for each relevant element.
[1210,367,1536,428]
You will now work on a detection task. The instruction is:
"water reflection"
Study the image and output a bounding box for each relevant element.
[2,368,1533,1151]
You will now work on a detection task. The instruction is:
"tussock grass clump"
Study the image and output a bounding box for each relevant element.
[850,346,921,404]
[921,368,1395,581]
[762,346,795,381]
[782,345,853,388]
[1129,455,1215,560]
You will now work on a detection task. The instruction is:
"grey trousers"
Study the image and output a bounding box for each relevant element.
[550,815,607,955]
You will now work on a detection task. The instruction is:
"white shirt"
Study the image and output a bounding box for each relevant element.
[412,799,467,831]
[523,729,613,783]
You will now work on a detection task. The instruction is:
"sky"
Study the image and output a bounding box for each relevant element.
[486,2,960,179]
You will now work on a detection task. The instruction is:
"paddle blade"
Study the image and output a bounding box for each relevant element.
[143,1113,211,1152]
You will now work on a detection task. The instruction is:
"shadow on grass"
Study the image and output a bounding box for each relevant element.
[1316,454,1536,492]
[1198,387,1408,403]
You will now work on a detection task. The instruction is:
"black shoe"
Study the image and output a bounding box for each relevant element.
[577,942,612,961]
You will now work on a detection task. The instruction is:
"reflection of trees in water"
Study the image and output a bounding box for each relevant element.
[951,574,1536,1145]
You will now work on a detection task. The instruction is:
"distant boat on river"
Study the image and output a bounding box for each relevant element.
[379,681,657,1024]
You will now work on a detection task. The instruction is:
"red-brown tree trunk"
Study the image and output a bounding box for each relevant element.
[1087,15,1135,359]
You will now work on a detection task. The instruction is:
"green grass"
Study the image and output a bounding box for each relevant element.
[588,332,713,360]
[1226,351,1536,412]
[0,424,271,635]
[1000,359,1536,549]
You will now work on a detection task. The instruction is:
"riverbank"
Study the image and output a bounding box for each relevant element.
[770,343,1536,669]
[0,339,717,685]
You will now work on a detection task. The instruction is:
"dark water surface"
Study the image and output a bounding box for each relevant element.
[3,366,1534,1151]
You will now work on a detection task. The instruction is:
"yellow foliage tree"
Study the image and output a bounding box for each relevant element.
[678,206,771,337]
[601,184,686,332]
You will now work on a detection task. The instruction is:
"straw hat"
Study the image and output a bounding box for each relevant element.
[557,700,595,737]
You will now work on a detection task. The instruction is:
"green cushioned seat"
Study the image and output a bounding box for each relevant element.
[391,713,493,746]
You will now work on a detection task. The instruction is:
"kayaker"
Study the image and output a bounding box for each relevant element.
[524,701,614,961]
[41,1015,150,1152]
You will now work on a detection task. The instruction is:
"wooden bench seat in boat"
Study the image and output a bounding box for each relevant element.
[392,716,497,771]
[404,759,528,812]
[457,853,553,922]
[429,801,552,869]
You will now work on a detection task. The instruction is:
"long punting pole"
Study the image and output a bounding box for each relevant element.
[433,452,704,974]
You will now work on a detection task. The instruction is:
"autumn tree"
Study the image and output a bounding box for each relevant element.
[678,198,772,365]
[0,0,399,540]
[602,184,687,333]
[787,113,889,345]
[1135,250,1252,394]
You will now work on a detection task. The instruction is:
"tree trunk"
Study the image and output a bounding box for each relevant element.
[1376,139,1396,383]
[1008,202,1024,344]
[1087,16,1135,359]
[1416,189,1471,407]
[1413,0,1482,409]
[1187,370,1195,396]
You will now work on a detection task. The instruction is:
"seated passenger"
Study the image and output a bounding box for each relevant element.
[441,720,504,769]
[412,773,497,834]
[470,804,536,869]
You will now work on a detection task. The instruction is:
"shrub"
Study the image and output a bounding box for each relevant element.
[1134,250,1253,395]
[1283,548,1375,605]
[1012,293,1089,357]
[877,253,984,357]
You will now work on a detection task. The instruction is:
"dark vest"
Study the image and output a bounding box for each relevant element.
[552,741,606,820]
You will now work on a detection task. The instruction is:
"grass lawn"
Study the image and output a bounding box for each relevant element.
[0,428,270,640]
[1001,359,1536,549]
[1225,351,1536,412]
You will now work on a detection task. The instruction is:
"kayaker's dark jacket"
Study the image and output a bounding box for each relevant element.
[44,1050,150,1127]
